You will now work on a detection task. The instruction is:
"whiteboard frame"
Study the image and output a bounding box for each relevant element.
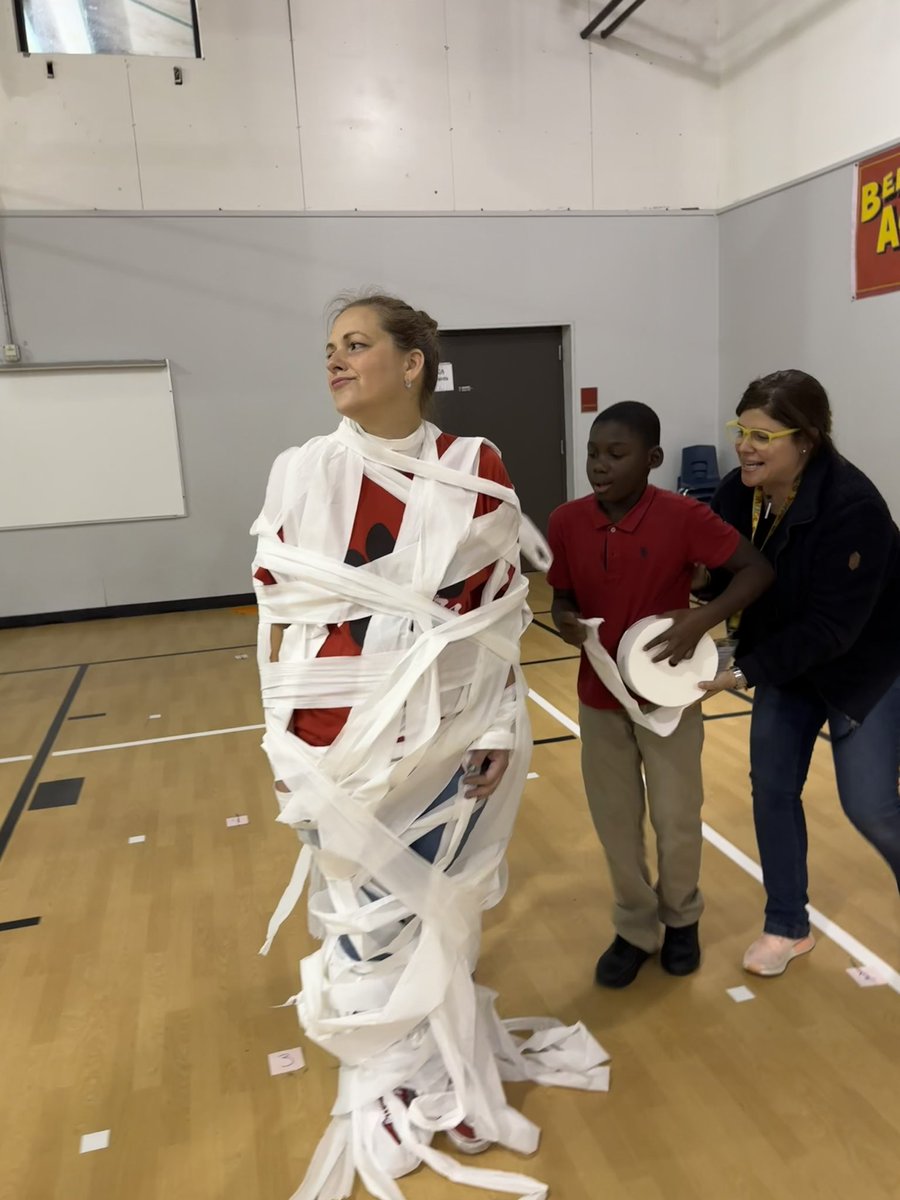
[0,359,188,532]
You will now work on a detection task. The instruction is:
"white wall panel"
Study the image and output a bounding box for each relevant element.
[291,0,453,210]
[0,7,141,211]
[446,0,593,211]
[719,0,900,206]
[0,211,716,616]
[12,0,896,215]
[590,0,719,210]
[127,0,304,210]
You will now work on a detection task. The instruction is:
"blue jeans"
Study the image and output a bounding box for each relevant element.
[750,676,900,938]
[340,767,485,961]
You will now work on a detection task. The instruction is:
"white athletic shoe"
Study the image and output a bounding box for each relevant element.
[374,1090,421,1179]
[446,1118,493,1155]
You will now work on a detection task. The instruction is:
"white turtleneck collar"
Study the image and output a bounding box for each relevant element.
[346,417,427,458]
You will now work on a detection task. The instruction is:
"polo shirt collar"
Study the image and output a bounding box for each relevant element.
[591,484,657,531]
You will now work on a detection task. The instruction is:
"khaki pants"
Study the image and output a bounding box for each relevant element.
[579,702,705,953]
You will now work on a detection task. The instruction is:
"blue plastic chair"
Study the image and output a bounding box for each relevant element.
[677,445,720,504]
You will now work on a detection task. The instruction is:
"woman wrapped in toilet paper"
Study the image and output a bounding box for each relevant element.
[252,292,610,1200]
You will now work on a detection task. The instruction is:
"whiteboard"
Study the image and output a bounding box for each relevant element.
[0,361,186,530]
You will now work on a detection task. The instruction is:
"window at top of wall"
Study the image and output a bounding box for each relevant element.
[15,0,202,58]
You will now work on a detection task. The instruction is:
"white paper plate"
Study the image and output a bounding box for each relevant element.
[617,615,718,707]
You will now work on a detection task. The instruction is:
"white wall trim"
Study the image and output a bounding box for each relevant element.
[0,209,718,220]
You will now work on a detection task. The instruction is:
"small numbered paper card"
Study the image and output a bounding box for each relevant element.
[268,1047,305,1076]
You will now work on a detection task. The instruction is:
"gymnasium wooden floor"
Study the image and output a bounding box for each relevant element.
[1,575,899,1200]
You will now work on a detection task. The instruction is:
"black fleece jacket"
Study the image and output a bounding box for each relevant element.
[708,451,900,722]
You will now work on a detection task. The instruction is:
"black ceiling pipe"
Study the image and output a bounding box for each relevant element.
[580,0,627,40]
[600,0,649,39]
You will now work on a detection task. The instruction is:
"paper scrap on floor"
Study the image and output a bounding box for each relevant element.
[80,1130,110,1154]
[268,1047,306,1076]
[727,986,756,1003]
[847,965,887,988]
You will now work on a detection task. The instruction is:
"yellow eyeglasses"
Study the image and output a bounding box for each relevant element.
[726,419,800,448]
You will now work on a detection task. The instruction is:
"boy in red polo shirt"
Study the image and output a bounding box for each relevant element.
[548,402,772,988]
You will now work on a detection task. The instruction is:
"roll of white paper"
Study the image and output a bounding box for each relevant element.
[616,615,718,708]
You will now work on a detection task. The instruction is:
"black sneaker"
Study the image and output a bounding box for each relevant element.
[660,922,701,976]
[595,935,652,988]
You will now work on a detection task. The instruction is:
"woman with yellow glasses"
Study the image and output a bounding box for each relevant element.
[699,369,900,977]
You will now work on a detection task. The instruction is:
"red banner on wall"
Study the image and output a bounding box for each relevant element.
[854,143,900,300]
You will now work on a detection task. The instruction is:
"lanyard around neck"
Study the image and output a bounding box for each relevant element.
[750,483,798,550]
[726,481,800,637]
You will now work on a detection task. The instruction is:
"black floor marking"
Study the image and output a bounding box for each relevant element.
[531,618,564,640]
[0,643,256,678]
[30,777,84,810]
[0,917,41,933]
[0,592,256,631]
[0,665,87,864]
[534,734,577,746]
[521,654,579,666]
[68,712,105,721]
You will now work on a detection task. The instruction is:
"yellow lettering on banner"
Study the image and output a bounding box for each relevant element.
[860,181,882,223]
[876,204,900,254]
[884,171,897,201]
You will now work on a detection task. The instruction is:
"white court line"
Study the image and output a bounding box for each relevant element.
[52,723,264,757]
[0,754,33,765]
[701,822,762,882]
[805,906,900,992]
[528,690,579,737]
[528,687,900,996]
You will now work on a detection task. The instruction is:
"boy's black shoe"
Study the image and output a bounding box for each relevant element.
[660,922,701,976]
[595,935,652,988]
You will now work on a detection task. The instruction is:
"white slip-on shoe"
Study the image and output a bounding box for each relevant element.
[743,933,816,977]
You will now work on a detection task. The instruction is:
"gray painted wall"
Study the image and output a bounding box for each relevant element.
[0,214,719,619]
[719,166,900,515]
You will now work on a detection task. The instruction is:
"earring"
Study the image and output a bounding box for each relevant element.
[801,449,807,455]
[404,378,412,390]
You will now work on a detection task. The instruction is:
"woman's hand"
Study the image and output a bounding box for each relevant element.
[464,749,511,799]
[698,669,737,696]
[646,609,710,665]
[556,610,587,648]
